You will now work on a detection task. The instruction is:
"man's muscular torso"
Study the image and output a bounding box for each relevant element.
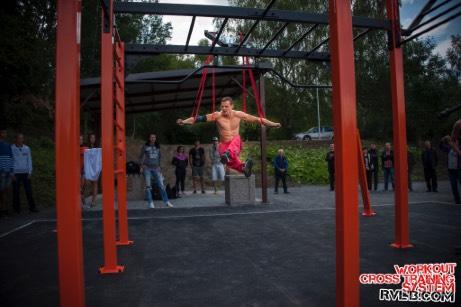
[207,111,248,143]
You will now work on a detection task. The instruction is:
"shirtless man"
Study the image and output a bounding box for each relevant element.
[176,96,281,177]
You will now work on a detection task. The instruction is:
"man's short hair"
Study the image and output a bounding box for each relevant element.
[221,97,233,104]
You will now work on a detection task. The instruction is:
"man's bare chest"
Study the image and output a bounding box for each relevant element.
[216,117,240,130]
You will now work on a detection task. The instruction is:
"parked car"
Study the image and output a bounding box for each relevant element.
[293,126,334,141]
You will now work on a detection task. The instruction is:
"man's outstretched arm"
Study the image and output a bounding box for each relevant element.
[177,112,218,126]
[237,111,281,128]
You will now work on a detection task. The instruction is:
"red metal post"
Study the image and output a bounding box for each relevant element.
[357,130,375,216]
[386,0,413,249]
[259,75,268,203]
[328,1,360,306]
[99,0,124,274]
[55,0,85,305]
[115,42,133,246]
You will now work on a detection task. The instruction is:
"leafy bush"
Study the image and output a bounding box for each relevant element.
[242,143,330,185]
[242,141,434,185]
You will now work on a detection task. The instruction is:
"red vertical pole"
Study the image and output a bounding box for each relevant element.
[55,0,85,305]
[212,67,216,113]
[99,0,124,274]
[259,75,268,204]
[386,0,413,249]
[115,42,133,246]
[357,130,375,216]
[242,57,247,113]
[328,1,360,306]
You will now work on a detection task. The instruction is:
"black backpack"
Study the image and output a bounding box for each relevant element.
[166,184,178,199]
[126,161,140,175]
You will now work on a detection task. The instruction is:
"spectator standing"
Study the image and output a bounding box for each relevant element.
[368,143,379,190]
[439,120,461,203]
[440,135,461,204]
[139,133,173,208]
[189,140,205,194]
[421,140,438,192]
[273,148,289,194]
[11,133,38,213]
[325,144,335,191]
[80,135,88,206]
[209,137,225,194]
[172,146,188,197]
[363,147,372,190]
[407,149,415,192]
[0,128,13,217]
[381,143,395,191]
[85,133,100,207]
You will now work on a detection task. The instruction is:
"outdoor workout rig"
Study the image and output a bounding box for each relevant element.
[55,1,460,306]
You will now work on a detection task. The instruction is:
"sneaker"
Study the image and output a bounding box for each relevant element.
[201,190,205,194]
[166,201,174,208]
[243,158,253,177]
[220,151,231,164]
[193,190,197,194]
[284,191,289,194]
[148,202,155,209]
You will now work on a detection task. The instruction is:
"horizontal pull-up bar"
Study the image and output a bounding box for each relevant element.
[423,0,455,18]
[269,69,332,89]
[234,0,277,53]
[401,10,461,45]
[125,63,331,90]
[114,2,391,30]
[184,16,195,51]
[259,22,289,55]
[126,64,270,85]
[210,18,228,52]
[125,44,330,61]
[408,1,461,33]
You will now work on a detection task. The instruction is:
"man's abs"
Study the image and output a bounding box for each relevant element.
[216,117,240,143]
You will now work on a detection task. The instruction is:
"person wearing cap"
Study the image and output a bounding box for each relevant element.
[209,136,225,194]
[177,96,281,177]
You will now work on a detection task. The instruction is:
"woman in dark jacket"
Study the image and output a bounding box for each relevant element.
[172,146,188,197]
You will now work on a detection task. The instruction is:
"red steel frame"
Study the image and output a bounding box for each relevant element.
[386,0,413,249]
[55,0,86,305]
[99,0,124,274]
[115,42,133,246]
[329,1,360,306]
[53,0,412,305]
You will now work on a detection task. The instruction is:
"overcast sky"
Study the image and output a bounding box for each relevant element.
[159,0,461,57]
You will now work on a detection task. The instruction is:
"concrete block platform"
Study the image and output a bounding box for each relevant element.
[225,174,256,206]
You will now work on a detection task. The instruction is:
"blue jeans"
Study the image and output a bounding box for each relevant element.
[383,168,394,191]
[143,168,169,204]
[448,169,461,203]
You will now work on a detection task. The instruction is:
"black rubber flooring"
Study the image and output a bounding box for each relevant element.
[1,203,460,307]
